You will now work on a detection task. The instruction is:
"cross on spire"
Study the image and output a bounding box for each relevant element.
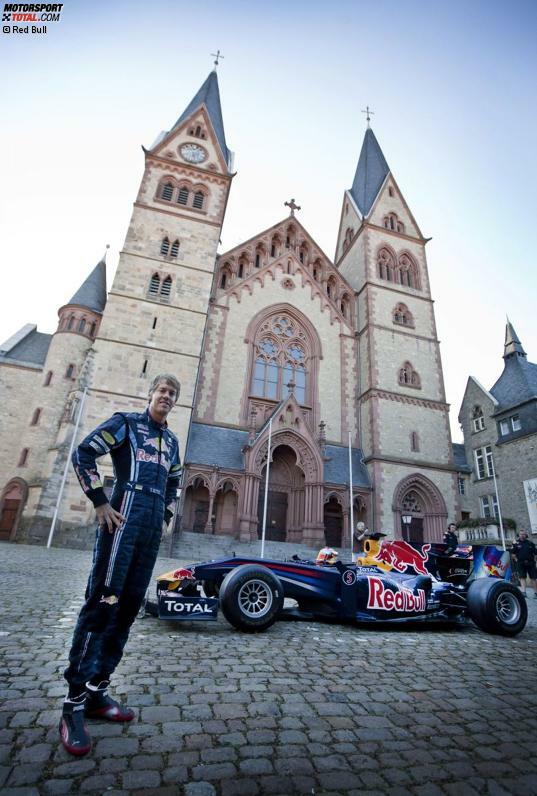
[361,105,374,127]
[211,49,224,69]
[284,198,301,216]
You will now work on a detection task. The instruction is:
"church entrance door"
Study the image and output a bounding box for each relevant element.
[323,496,343,547]
[0,481,26,541]
[257,490,288,541]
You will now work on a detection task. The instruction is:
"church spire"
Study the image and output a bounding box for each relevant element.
[64,254,107,315]
[350,127,390,217]
[171,71,229,167]
[504,318,526,359]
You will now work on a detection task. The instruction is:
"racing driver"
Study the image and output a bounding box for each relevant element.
[59,373,182,756]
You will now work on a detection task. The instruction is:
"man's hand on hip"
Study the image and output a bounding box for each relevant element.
[96,503,126,533]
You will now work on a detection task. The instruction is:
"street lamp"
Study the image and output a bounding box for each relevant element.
[402,514,412,541]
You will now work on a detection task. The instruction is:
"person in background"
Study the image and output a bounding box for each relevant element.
[443,523,459,555]
[511,530,537,599]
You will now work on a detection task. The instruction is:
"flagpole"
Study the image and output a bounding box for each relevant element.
[47,351,94,549]
[348,432,354,562]
[491,454,506,551]
[260,418,272,559]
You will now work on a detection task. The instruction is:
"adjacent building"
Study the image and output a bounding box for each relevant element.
[457,321,537,541]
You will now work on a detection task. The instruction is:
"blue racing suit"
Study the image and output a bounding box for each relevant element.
[65,408,181,689]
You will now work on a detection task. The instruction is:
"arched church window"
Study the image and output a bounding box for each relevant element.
[177,187,189,205]
[410,431,420,452]
[193,191,205,210]
[44,370,53,386]
[251,314,310,405]
[65,363,76,380]
[393,302,414,327]
[402,490,422,513]
[67,315,75,331]
[170,239,180,257]
[340,294,350,320]
[398,253,421,290]
[238,263,244,279]
[149,273,160,296]
[377,247,395,282]
[77,318,86,334]
[160,276,172,298]
[326,276,337,299]
[220,273,227,289]
[161,182,173,201]
[160,237,170,256]
[89,321,97,338]
[398,361,421,389]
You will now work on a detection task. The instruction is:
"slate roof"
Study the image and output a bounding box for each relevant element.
[452,443,471,473]
[185,423,371,488]
[490,356,537,411]
[171,71,230,168]
[185,423,248,470]
[324,445,371,488]
[0,324,51,367]
[350,128,390,217]
[66,258,107,314]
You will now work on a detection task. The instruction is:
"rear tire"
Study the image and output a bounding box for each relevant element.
[219,565,283,632]
[467,578,527,636]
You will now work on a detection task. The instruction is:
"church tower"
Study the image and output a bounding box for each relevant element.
[54,69,234,530]
[80,72,232,444]
[335,126,457,541]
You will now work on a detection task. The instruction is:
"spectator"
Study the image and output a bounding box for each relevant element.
[511,530,537,599]
[443,523,459,555]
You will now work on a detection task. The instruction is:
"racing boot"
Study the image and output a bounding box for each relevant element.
[85,679,134,722]
[59,692,91,757]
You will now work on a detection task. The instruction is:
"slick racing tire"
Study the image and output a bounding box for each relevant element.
[219,565,284,633]
[467,578,527,636]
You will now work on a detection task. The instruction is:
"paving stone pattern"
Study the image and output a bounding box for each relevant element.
[1,542,537,796]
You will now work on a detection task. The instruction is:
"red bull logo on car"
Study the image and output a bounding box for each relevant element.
[358,539,431,575]
[367,576,426,612]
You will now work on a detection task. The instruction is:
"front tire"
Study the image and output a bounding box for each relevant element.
[467,578,527,636]
[219,565,283,632]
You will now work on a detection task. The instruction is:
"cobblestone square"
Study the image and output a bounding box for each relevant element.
[1,543,536,795]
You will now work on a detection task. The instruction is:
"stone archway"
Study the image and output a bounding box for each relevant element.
[0,479,28,541]
[258,445,306,543]
[213,479,239,536]
[241,426,325,545]
[323,495,343,548]
[393,474,447,542]
[181,476,211,533]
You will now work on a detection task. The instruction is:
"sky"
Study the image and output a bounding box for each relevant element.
[1,0,536,442]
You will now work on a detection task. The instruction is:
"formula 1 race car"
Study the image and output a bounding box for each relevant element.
[147,539,527,637]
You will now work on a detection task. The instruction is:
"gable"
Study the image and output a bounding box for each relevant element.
[150,105,229,175]
[368,176,422,239]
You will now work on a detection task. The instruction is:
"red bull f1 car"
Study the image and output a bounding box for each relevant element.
[147,539,527,637]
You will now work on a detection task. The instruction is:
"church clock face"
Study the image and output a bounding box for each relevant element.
[180,143,207,164]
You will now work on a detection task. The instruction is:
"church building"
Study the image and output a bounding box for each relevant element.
[0,69,458,548]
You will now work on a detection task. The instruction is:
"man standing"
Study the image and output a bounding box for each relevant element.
[60,374,181,756]
[511,530,537,599]
[443,523,459,555]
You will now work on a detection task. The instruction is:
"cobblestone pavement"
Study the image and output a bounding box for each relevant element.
[1,543,537,796]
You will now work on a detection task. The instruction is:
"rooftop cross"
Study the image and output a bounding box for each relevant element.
[211,49,224,69]
[284,198,301,216]
[361,105,375,127]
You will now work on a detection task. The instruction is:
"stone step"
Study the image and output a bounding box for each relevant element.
[167,530,347,565]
